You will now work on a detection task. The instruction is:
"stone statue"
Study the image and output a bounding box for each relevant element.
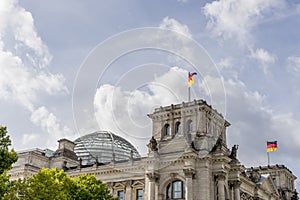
[147,136,158,152]
[291,190,299,200]
[230,144,238,160]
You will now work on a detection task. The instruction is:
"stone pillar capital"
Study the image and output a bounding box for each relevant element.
[183,168,196,179]
[146,172,159,182]
[214,172,226,181]
[229,180,242,188]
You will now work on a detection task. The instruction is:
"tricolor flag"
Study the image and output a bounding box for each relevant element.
[267,141,278,152]
[188,72,197,87]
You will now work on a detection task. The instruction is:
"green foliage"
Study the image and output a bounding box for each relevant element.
[25,168,72,200]
[0,126,18,174]
[0,127,115,199]
[69,174,115,200]
[2,178,27,200]
[4,168,116,200]
[0,126,18,199]
[0,173,12,198]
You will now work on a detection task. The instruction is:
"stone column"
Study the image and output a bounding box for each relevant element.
[234,181,241,200]
[147,172,159,200]
[229,180,241,200]
[184,168,195,200]
[125,181,132,200]
[106,182,114,197]
[216,173,226,200]
[170,112,175,137]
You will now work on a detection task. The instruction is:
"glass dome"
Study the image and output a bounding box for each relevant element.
[74,131,141,165]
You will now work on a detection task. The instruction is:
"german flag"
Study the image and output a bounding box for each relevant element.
[267,141,278,152]
[188,72,197,87]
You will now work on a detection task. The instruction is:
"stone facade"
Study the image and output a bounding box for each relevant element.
[8,99,298,200]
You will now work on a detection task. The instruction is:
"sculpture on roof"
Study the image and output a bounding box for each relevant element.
[229,144,239,160]
[147,136,158,152]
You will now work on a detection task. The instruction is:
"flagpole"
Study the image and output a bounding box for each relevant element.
[267,152,270,166]
[188,72,190,102]
[188,87,191,102]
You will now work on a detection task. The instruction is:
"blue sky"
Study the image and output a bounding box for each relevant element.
[1,0,300,188]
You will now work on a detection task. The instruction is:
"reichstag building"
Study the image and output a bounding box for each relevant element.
[8,99,298,200]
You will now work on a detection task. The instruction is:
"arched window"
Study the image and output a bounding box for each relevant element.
[117,190,124,200]
[175,122,181,134]
[187,120,193,133]
[166,180,186,199]
[164,124,170,136]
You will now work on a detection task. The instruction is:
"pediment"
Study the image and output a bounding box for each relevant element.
[132,180,144,188]
[258,174,279,196]
[113,182,125,190]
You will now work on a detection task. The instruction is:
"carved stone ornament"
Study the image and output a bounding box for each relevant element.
[146,172,159,182]
[228,180,242,189]
[229,144,239,160]
[214,172,226,181]
[147,136,158,152]
[183,168,196,178]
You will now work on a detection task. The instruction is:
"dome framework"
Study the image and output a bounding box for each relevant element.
[74,131,141,165]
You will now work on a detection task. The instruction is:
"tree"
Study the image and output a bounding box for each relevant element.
[69,174,115,200]
[23,168,72,200]
[0,126,18,174]
[0,126,18,198]
[4,168,116,200]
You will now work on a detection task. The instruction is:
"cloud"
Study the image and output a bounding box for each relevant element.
[203,0,285,46]
[30,106,71,148]
[216,57,233,70]
[203,75,300,171]
[159,17,192,38]
[0,0,51,68]
[158,17,197,66]
[0,0,69,148]
[250,48,276,74]
[287,56,300,75]
[93,62,300,175]
[0,51,67,111]
[177,0,188,3]
[94,67,187,155]
[251,48,276,64]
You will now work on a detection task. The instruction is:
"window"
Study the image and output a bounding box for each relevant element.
[175,122,181,134]
[164,124,170,136]
[166,180,186,199]
[136,189,143,200]
[118,190,124,200]
[273,178,278,186]
[187,120,192,133]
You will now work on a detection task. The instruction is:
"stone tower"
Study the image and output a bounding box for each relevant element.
[146,99,237,200]
[147,99,230,155]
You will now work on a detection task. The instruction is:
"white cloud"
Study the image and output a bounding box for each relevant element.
[0,0,51,68]
[287,56,300,75]
[250,48,276,74]
[93,65,300,169]
[216,57,233,70]
[30,107,71,148]
[158,17,196,66]
[251,48,276,64]
[203,0,285,46]
[0,0,69,148]
[94,67,187,155]
[296,4,300,13]
[177,0,188,3]
[159,17,192,38]
[0,50,67,111]
[203,75,300,169]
